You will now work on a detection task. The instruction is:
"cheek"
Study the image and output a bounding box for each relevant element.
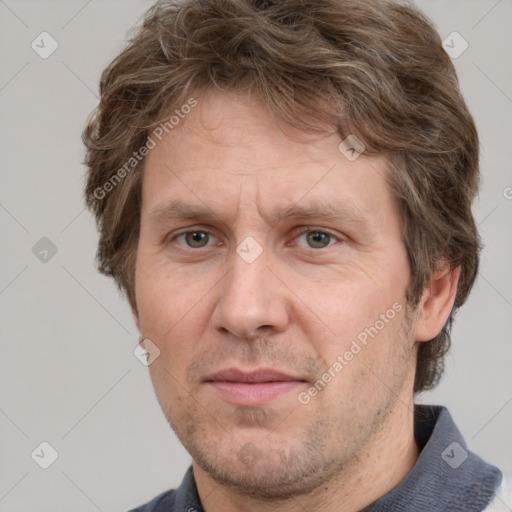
[314,305,411,414]
[311,272,402,333]
[305,276,410,390]
[134,256,217,373]
[135,260,193,341]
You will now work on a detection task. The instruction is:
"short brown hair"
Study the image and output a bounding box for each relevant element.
[83,0,481,393]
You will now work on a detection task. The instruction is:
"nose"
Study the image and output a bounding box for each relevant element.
[210,244,290,340]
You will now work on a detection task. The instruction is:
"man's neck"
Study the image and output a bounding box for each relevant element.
[193,398,419,512]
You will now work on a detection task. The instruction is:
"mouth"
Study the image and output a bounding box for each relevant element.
[204,368,308,406]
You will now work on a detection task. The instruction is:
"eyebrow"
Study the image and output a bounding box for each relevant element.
[147,198,370,229]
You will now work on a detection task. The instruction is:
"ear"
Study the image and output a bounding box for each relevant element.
[414,265,461,342]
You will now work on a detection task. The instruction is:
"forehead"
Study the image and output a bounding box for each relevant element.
[141,90,394,227]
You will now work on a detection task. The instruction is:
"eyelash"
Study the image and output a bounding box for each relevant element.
[168,227,342,252]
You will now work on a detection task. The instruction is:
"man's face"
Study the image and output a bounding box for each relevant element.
[134,90,417,498]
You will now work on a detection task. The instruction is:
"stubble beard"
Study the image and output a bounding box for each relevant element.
[156,302,418,502]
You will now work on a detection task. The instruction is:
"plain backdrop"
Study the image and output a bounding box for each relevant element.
[1,1,511,510]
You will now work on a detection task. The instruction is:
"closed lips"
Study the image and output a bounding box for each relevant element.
[205,368,307,383]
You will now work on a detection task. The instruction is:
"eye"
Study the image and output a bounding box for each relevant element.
[294,229,339,249]
[174,230,217,249]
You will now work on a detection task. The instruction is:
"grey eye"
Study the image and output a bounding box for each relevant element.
[184,231,210,248]
[305,231,331,249]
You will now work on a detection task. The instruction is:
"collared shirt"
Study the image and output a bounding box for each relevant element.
[128,405,502,512]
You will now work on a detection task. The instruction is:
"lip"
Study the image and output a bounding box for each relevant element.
[204,368,307,406]
[205,368,304,383]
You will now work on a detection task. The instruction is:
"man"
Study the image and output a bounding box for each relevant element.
[83,0,506,510]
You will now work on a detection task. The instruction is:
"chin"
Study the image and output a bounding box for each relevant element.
[188,433,344,501]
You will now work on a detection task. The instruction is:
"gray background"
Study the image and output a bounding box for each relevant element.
[0,0,511,510]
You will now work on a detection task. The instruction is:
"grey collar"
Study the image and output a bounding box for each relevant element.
[362,405,502,511]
